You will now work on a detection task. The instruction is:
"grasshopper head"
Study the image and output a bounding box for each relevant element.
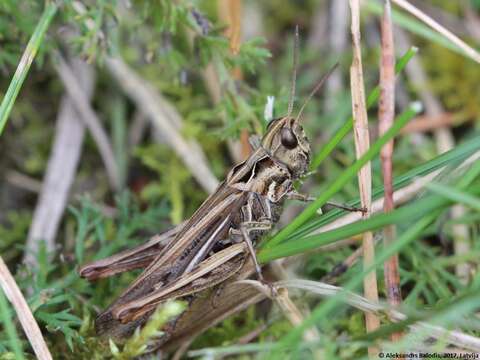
[259,28,337,180]
[260,63,337,179]
[261,116,311,179]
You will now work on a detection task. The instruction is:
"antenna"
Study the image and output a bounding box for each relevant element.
[295,62,339,123]
[287,25,299,117]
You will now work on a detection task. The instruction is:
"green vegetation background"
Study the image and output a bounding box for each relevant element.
[1,1,480,359]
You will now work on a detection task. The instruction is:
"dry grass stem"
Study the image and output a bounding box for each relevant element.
[5,170,42,193]
[55,54,120,191]
[269,261,321,344]
[220,0,242,56]
[105,57,219,194]
[236,323,268,345]
[349,0,380,350]
[236,279,321,349]
[219,0,251,159]
[275,288,320,343]
[379,0,403,343]
[391,0,480,63]
[276,279,480,352]
[465,4,480,40]
[128,111,149,150]
[325,0,348,111]
[400,113,456,134]
[396,28,471,284]
[76,0,216,192]
[0,256,52,359]
[307,1,328,51]
[24,57,95,266]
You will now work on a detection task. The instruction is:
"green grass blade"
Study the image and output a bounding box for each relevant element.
[258,193,448,263]
[262,103,420,250]
[426,182,480,211]
[0,289,25,360]
[266,159,480,357]
[310,47,418,169]
[267,212,438,359]
[0,2,58,136]
[293,134,480,239]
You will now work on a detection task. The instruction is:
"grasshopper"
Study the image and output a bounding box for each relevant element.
[79,33,351,346]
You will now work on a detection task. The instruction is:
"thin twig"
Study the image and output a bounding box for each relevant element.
[0,256,53,360]
[391,0,480,64]
[105,57,219,194]
[55,54,121,191]
[379,0,402,343]
[349,0,380,353]
[24,57,95,266]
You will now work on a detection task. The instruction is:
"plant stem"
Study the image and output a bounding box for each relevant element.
[310,47,417,170]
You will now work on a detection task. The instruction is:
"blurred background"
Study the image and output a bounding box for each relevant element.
[1,0,480,358]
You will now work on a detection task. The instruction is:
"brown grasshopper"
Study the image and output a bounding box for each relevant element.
[79,33,351,345]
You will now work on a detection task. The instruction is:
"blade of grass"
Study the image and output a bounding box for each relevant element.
[262,103,420,250]
[260,159,480,262]
[259,193,447,262]
[425,182,480,211]
[0,2,58,136]
[265,161,480,358]
[296,136,480,239]
[0,288,25,360]
[266,212,438,359]
[310,46,417,170]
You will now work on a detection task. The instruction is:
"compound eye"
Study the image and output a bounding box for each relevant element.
[280,127,298,149]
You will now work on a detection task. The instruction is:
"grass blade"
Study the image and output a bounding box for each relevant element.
[0,288,25,360]
[262,103,420,250]
[267,160,480,357]
[259,193,447,262]
[426,182,480,211]
[267,212,438,359]
[296,135,480,239]
[0,2,58,136]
